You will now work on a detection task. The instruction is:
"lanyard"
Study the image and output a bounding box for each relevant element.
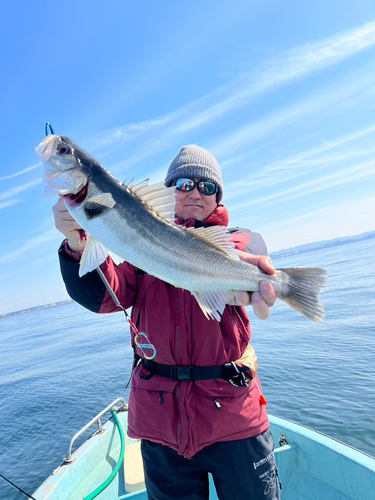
[96,267,156,360]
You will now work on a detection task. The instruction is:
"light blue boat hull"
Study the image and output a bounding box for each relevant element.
[33,407,375,500]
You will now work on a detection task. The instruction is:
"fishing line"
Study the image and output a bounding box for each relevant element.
[0,473,37,500]
[96,267,156,360]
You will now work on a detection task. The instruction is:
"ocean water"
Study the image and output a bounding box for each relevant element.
[0,232,374,499]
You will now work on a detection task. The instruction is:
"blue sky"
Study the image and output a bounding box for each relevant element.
[1,1,375,314]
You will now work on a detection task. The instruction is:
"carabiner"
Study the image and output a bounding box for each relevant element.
[134,332,157,360]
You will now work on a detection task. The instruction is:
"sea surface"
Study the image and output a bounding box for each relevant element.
[0,232,374,499]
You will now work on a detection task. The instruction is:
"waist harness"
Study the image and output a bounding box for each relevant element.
[141,359,251,387]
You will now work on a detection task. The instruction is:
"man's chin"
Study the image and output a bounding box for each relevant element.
[178,208,204,221]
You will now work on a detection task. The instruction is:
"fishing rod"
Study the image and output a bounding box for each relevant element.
[0,473,37,500]
[45,122,54,136]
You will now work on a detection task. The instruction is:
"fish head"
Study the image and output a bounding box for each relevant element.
[35,135,88,200]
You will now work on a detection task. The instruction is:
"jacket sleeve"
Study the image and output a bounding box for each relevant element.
[58,241,139,314]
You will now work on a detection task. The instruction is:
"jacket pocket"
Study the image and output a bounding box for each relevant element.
[194,382,263,447]
[128,380,179,446]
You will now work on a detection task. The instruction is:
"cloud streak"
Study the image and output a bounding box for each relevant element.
[262,194,375,252]
[229,159,375,212]
[0,178,41,202]
[154,19,375,136]
[87,19,375,158]
[224,123,375,198]
[0,199,21,210]
[0,229,58,265]
[0,163,41,181]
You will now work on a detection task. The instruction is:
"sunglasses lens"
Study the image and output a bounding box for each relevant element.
[175,178,195,191]
[199,181,216,195]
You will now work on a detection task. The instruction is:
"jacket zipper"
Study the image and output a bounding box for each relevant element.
[213,397,222,409]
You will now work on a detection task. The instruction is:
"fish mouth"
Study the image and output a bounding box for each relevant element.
[62,183,88,207]
[35,135,59,159]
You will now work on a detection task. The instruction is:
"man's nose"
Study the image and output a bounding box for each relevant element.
[188,186,202,198]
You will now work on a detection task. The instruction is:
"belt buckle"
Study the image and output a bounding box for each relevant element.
[171,366,193,381]
[228,362,249,388]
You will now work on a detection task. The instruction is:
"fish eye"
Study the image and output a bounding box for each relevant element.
[58,144,72,155]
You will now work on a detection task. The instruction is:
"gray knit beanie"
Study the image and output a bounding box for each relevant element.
[164,145,224,202]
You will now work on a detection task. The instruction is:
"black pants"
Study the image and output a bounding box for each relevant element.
[141,428,281,500]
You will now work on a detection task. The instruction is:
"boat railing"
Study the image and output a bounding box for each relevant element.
[274,433,293,454]
[63,397,128,464]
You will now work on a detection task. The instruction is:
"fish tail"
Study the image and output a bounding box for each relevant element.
[277,267,328,323]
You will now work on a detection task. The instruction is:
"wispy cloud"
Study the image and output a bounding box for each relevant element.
[0,229,58,264]
[229,159,375,212]
[211,69,375,159]
[224,124,375,198]
[85,114,182,154]
[0,163,41,181]
[88,20,375,159]
[262,193,375,252]
[0,199,21,210]
[256,20,375,87]
[0,178,41,202]
[162,20,375,136]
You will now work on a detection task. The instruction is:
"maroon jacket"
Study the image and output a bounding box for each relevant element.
[58,206,270,458]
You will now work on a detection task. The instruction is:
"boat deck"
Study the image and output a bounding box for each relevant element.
[33,405,375,500]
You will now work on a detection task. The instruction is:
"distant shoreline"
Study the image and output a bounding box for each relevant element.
[0,300,73,319]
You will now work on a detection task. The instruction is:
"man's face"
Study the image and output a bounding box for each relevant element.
[174,178,218,221]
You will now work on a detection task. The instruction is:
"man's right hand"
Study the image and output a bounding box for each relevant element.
[52,197,86,252]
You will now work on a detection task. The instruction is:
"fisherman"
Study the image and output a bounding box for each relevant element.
[53,145,281,499]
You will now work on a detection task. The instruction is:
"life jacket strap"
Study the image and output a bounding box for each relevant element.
[141,359,251,386]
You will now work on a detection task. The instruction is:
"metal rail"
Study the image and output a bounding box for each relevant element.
[63,398,128,464]
[274,433,293,454]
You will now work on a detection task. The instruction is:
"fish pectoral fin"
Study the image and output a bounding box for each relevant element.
[192,290,235,321]
[79,237,110,276]
[84,193,116,220]
[108,251,125,266]
[186,226,240,260]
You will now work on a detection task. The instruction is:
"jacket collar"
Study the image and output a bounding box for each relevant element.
[175,204,229,228]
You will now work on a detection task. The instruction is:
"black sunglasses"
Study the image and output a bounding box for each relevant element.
[174,178,218,195]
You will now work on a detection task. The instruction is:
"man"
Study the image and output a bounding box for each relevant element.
[53,144,281,499]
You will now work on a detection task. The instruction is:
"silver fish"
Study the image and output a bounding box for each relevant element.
[36,135,327,322]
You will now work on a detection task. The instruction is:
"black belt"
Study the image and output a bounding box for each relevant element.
[141,359,251,386]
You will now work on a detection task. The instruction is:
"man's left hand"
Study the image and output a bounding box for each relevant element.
[228,251,277,320]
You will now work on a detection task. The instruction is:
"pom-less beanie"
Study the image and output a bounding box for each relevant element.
[164,145,224,202]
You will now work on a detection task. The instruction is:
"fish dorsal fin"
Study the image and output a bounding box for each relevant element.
[186,226,240,260]
[125,179,176,224]
[192,290,236,321]
[128,178,149,192]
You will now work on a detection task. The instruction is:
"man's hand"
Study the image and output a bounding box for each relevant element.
[228,251,277,320]
[52,197,86,252]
